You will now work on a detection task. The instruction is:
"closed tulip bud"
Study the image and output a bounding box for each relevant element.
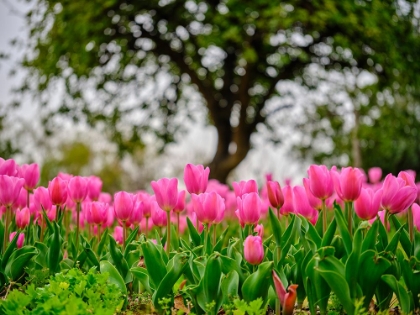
[151,178,178,212]
[303,178,322,210]
[33,187,52,211]
[113,226,123,245]
[9,232,24,248]
[184,164,210,194]
[48,177,68,206]
[354,188,382,220]
[412,203,420,231]
[272,270,298,315]
[233,180,258,197]
[191,191,224,224]
[68,176,88,203]
[130,201,143,225]
[237,192,261,225]
[243,235,264,265]
[0,175,25,207]
[254,224,264,238]
[137,193,154,218]
[151,202,167,227]
[368,167,382,184]
[307,165,334,200]
[0,158,17,176]
[16,207,30,229]
[99,192,112,203]
[19,163,40,191]
[173,190,186,213]
[292,186,315,220]
[332,167,364,201]
[114,191,135,222]
[280,185,295,215]
[87,176,102,201]
[13,188,27,210]
[89,202,109,225]
[266,181,284,209]
[381,174,418,214]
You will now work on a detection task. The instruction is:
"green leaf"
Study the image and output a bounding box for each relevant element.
[221,271,239,305]
[203,254,222,308]
[304,218,322,249]
[241,261,273,303]
[108,235,129,279]
[47,222,62,273]
[187,217,201,247]
[361,218,379,252]
[5,246,38,281]
[268,208,282,247]
[141,240,166,289]
[97,229,108,258]
[85,248,100,269]
[131,267,152,294]
[381,274,411,315]
[390,215,411,256]
[100,260,127,307]
[1,232,19,270]
[334,206,352,256]
[321,218,336,247]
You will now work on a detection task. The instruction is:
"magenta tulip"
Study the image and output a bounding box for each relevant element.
[114,191,135,222]
[280,186,295,215]
[151,202,167,227]
[303,178,322,210]
[254,224,264,238]
[368,167,382,184]
[89,202,109,225]
[0,158,17,176]
[381,174,417,214]
[354,188,382,220]
[33,187,53,211]
[173,190,186,214]
[412,203,420,231]
[151,178,178,212]
[13,189,27,210]
[243,235,264,265]
[16,207,30,229]
[68,176,88,203]
[292,186,316,221]
[191,191,224,224]
[87,176,103,201]
[237,192,261,225]
[0,175,25,207]
[184,164,210,194]
[48,177,68,206]
[332,167,364,201]
[19,163,40,191]
[9,232,24,248]
[266,181,284,209]
[113,226,123,245]
[273,270,298,315]
[232,180,258,197]
[307,165,334,200]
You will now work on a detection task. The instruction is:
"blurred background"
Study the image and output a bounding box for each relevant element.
[1,0,420,192]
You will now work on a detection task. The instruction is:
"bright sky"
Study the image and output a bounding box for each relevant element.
[0,0,309,185]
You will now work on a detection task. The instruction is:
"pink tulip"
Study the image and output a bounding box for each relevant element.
[214,204,225,224]
[47,206,57,221]
[332,167,364,202]
[68,176,88,203]
[99,192,112,203]
[33,187,53,211]
[19,163,40,191]
[13,188,27,209]
[265,173,273,182]
[87,176,103,201]
[368,167,382,184]
[137,193,154,218]
[48,177,68,206]
[237,192,261,225]
[151,178,178,212]
[307,165,334,200]
[281,186,295,215]
[354,188,382,220]
[89,202,109,225]
[412,203,420,231]
[16,207,30,229]
[114,191,135,222]
[381,174,418,214]
[130,200,143,225]
[0,158,17,176]
[206,180,230,198]
[9,232,24,248]
[151,203,167,227]
[184,164,210,194]
[0,175,25,207]
[272,270,298,315]
[191,191,224,224]
[243,235,264,265]
[254,224,264,238]
[266,181,284,209]
[113,226,123,245]
[173,190,186,213]
[303,178,322,210]
[233,180,258,197]
[292,186,316,221]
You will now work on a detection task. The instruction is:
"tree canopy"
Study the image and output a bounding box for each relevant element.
[13,0,420,181]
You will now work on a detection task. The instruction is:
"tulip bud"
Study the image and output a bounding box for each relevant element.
[0,158,17,176]
[368,167,382,184]
[19,163,40,191]
[48,177,68,206]
[191,191,224,224]
[0,175,25,207]
[381,174,417,214]
[307,165,334,200]
[233,180,258,197]
[68,176,88,203]
[16,207,30,229]
[113,226,123,245]
[243,235,264,265]
[272,270,298,315]
[87,176,103,201]
[114,191,135,222]
[151,178,178,212]
[184,164,210,194]
[9,232,25,248]
[332,167,364,201]
[266,181,284,209]
[237,192,261,225]
[354,188,382,220]
[151,202,167,227]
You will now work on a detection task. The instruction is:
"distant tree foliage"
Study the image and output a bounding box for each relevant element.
[14,0,420,182]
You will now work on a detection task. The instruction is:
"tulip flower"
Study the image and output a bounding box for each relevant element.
[173,190,186,234]
[89,202,109,226]
[0,158,17,176]
[292,186,317,222]
[16,207,30,229]
[13,188,28,210]
[114,191,135,222]
[191,191,224,225]
[272,270,298,315]
[254,224,264,238]
[137,192,153,237]
[184,164,210,194]
[354,188,382,220]
[332,167,364,202]
[19,163,40,192]
[0,175,25,207]
[412,203,420,231]
[113,226,123,245]
[243,235,264,265]
[233,180,258,197]
[33,187,53,212]
[151,203,167,228]
[9,232,24,249]
[381,174,417,214]
[303,178,322,210]
[206,179,230,198]
[307,165,334,200]
[87,176,103,201]
[48,177,68,206]
[236,192,261,226]
[266,181,284,214]
[280,185,295,216]
[368,167,382,184]
[68,176,88,203]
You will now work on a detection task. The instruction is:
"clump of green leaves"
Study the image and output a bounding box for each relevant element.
[223,297,267,315]
[0,268,124,315]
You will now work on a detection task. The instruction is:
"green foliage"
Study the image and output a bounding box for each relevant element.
[0,268,124,315]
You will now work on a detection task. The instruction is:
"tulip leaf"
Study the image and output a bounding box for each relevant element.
[1,232,19,270]
[214,227,229,253]
[131,266,152,294]
[334,206,352,256]
[304,218,322,249]
[152,253,189,312]
[202,253,223,312]
[97,229,108,258]
[377,216,389,250]
[100,260,127,307]
[362,218,379,252]
[401,257,420,310]
[221,271,239,305]
[108,235,129,279]
[381,274,411,315]
[321,218,336,247]
[5,246,37,280]
[414,229,420,261]
[34,241,48,268]
[47,222,62,273]
[220,254,245,283]
[141,240,167,289]
[268,208,282,247]
[187,217,201,247]
[170,224,180,252]
[304,256,330,314]
[390,215,411,256]
[241,261,273,303]
[85,248,100,269]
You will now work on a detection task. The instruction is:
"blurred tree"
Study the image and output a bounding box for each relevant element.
[13,0,420,182]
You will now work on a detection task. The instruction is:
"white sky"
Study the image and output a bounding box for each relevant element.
[0,0,310,186]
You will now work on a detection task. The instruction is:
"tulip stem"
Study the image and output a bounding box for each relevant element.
[123,223,127,251]
[204,223,209,256]
[408,207,414,242]
[75,202,81,254]
[166,211,171,256]
[322,199,327,236]
[345,202,353,237]
[213,224,217,245]
[177,213,180,236]
[384,211,389,232]
[3,205,11,253]
[145,217,149,238]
